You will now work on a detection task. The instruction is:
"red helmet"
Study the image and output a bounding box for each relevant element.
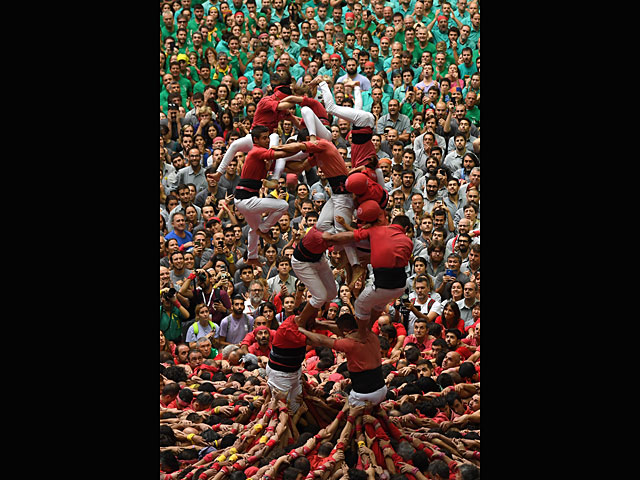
[345,172,369,195]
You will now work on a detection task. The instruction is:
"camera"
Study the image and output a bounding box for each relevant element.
[445,269,456,277]
[163,287,176,300]
[198,272,208,284]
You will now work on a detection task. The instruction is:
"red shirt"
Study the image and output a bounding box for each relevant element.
[304,139,349,179]
[299,225,330,254]
[251,87,291,132]
[272,315,307,350]
[333,331,381,373]
[354,176,388,209]
[403,334,434,352]
[241,145,274,181]
[248,341,272,357]
[435,315,466,338]
[348,127,377,168]
[352,224,412,269]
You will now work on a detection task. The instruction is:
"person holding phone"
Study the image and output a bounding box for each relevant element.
[434,253,470,301]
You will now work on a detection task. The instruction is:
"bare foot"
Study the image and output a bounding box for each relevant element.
[262,178,278,189]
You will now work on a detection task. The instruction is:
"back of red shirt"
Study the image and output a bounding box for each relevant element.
[353,224,412,269]
[252,88,290,132]
[305,139,349,178]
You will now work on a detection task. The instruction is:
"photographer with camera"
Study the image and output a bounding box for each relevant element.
[160,286,190,345]
[178,267,231,326]
[401,274,443,335]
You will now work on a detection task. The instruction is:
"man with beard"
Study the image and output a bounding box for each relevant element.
[218,294,255,347]
[243,280,265,316]
[336,57,371,91]
[247,325,272,357]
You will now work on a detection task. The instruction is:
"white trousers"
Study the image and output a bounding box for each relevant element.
[300,106,333,141]
[348,385,388,407]
[291,256,338,309]
[234,196,289,260]
[318,82,375,128]
[316,193,359,266]
[266,364,303,413]
[354,285,405,321]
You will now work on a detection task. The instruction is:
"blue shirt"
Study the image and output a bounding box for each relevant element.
[165,230,193,247]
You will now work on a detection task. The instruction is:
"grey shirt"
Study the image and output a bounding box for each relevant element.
[456,298,479,328]
[218,313,254,344]
[177,165,209,193]
[376,113,412,136]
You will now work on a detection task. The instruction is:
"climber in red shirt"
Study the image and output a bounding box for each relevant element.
[323,201,413,340]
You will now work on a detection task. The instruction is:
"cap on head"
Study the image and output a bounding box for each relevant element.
[356,200,382,223]
[345,172,369,195]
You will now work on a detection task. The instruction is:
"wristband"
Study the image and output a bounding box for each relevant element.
[346,416,355,424]
[265,408,274,418]
[290,450,299,459]
[229,454,238,462]
[199,474,208,480]
[259,435,268,444]
[233,462,242,471]
[214,406,221,414]
[266,439,277,447]
[188,272,196,280]
[302,446,310,455]
[174,301,181,308]
[215,454,226,462]
[336,442,345,450]
[357,440,365,448]
[472,451,480,460]
[229,447,237,454]
[254,423,263,432]
[266,426,275,432]
[233,405,240,414]
[221,466,229,474]
[187,433,195,442]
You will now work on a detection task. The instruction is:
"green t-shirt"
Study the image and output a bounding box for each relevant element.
[466,106,480,127]
[160,306,183,342]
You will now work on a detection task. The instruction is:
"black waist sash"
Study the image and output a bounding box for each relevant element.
[373,267,406,289]
[351,126,373,145]
[268,345,306,372]
[350,365,385,394]
[234,178,261,199]
[327,175,348,195]
[293,239,323,263]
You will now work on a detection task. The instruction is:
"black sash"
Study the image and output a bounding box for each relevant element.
[373,267,406,289]
[350,365,384,393]
[268,345,306,372]
[293,239,323,263]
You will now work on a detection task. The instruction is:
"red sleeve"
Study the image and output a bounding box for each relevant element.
[303,141,324,154]
[241,331,255,346]
[352,227,371,243]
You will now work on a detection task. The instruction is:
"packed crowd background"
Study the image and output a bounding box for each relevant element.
[160,0,480,478]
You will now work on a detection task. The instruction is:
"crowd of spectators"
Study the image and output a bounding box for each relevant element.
[160,0,480,478]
